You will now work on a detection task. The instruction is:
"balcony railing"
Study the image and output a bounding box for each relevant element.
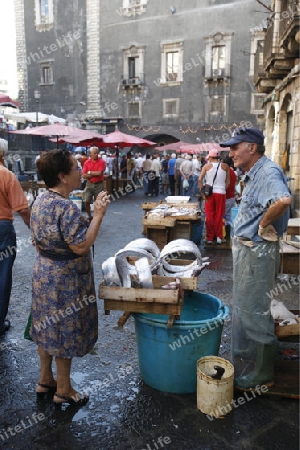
[253,48,267,84]
[279,1,300,49]
[263,19,278,63]
[122,74,144,87]
[279,1,299,39]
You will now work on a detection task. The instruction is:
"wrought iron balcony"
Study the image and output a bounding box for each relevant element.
[121,74,144,88]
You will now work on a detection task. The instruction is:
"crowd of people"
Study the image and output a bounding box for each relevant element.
[70,146,244,243]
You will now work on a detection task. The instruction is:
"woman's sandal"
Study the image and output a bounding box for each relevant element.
[36,383,57,398]
[53,393,89,407]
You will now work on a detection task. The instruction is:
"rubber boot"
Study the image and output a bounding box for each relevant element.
[235,343,278,390]
[233,340,257,360]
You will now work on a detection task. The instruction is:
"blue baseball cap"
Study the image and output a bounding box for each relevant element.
[220,128,264,147]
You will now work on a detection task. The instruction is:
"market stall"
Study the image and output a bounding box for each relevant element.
[141,200,202,248]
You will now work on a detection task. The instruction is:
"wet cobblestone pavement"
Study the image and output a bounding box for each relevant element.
[0,188,299,450]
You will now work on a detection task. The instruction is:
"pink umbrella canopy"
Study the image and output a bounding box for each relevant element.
[10,123,105,145]
[49,130,105,146]
[155,140,190,152]
[102,130,156,149]
[11,123,84,137]
[179,142,226,154]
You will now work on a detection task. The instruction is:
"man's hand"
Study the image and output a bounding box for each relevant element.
[258,224,278,241]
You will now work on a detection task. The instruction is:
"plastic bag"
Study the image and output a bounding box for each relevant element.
[183,179,189,189]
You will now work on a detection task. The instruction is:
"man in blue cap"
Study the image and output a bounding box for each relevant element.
[220,127,291,390]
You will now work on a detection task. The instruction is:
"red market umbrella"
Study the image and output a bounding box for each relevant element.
[101,130,156,184]
[49,130,105,147]
[0,94,19,108]
[102,130,156,149]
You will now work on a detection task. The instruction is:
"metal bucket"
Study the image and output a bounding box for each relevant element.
[197,356,234,418]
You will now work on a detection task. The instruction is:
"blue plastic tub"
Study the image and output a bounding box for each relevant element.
[133,292,230,393]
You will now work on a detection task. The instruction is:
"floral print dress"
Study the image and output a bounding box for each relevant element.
[30,191,98,358]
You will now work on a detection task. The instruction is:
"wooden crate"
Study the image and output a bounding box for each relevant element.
[280,242,300,275]
[171,220,191,240]
[142,216,176,227]
[103,297,183,316]
[260,360,299,399]
[146,227,169,250]
[98,273,197,318]
[143,216,176,250]
[275,310,300,342]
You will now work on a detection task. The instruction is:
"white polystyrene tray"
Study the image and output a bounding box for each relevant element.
[165,196,190,204]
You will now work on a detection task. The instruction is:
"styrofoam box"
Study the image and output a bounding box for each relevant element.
[165,196,190,204]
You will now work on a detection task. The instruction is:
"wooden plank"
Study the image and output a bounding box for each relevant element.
[276,318,300,340]
[152,275,197,290]
[141,202,162,211]
[99,284,179,303]
[280,242,300,253]
[167,315,176,328]
[260,360,299,399]
[99,274,197,293]
[141,202,199,210]
[286,218,300,236]
[103,298,183,315]
[117,312,131,327]
[286,226,300,236]
[280,248,300,274]
[142,216,176,227]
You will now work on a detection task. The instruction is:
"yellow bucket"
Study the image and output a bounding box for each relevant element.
[197,356,234,418]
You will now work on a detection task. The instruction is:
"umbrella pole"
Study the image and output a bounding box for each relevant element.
[115,145,119,192]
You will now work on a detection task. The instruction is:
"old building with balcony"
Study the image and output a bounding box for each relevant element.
[252,0,300,216]
[15,0,300,217]
[14,0,269,146]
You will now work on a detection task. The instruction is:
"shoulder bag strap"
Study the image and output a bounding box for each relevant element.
[211,162,220,187]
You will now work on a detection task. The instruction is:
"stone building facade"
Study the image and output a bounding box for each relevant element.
[14,0,87,124]
[14,0,266,142]
[252,0,299,217]
[13,0,298,212]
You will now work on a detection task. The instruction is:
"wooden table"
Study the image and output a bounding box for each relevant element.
[286,218,300,238]
[141,202,201,248]
[280,218,300,275]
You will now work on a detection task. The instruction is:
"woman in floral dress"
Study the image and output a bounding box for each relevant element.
[30,149,110,407]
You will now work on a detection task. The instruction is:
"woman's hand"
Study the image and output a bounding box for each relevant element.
[94,191,110,218]
[69,191,110,256]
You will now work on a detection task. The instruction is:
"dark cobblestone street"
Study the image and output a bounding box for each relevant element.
[0,188,299,450]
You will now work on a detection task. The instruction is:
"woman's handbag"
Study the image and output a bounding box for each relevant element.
[201,184,213,197]
[201,162,220,197]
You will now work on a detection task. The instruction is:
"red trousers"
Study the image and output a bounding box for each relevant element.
[205,193,225,241]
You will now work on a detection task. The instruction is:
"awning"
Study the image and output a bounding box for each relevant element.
[5,112,66,125]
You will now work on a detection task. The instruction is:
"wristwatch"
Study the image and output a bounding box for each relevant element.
[88,171,91,175]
